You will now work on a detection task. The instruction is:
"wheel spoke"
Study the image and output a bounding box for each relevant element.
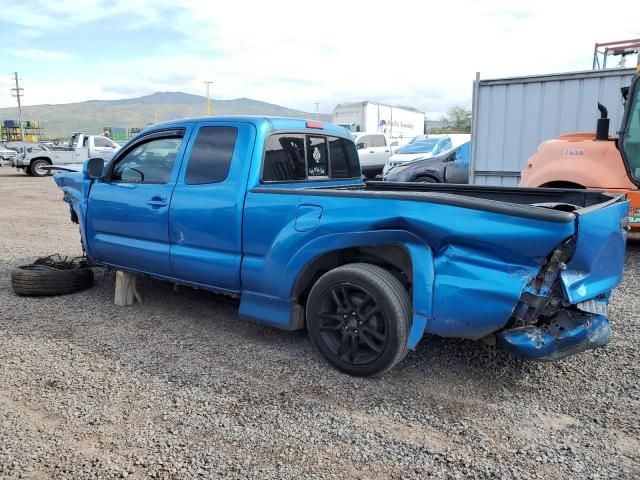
[331,288,345,310]
[349,336,359,362]
[357,294,374,312]
[338,333,351,358]
[338,286,352,310]
[317,313,343,331]
[361,305,380,321]
[362,326,385,343]
[330,286,354,311]
[360,330,384,353]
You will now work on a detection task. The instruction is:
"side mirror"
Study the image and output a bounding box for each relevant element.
[86,157,105,179]
[443,152,457,162]
[356,143,365,150]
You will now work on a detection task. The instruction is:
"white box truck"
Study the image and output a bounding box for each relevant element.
[333,102,425,141]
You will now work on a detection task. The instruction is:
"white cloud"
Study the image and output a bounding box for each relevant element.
[2,0,639,118]
[12,49,76,61]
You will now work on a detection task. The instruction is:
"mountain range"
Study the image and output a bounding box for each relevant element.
[0,92,332,139]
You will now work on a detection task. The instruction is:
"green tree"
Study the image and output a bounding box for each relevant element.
[446,106,472,132]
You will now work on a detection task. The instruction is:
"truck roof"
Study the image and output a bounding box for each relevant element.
[146,116,351,138]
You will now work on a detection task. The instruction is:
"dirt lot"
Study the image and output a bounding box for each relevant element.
[0,167,638,479]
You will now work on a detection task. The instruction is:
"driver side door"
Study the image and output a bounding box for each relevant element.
[86,129,189,277]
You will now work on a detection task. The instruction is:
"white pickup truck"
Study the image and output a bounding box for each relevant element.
[352,132,398,179]
[11,133,121,177]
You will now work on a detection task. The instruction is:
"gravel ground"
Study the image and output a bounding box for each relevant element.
[0,167,638,479]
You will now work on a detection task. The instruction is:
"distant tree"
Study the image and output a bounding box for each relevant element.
[446,106,471,132]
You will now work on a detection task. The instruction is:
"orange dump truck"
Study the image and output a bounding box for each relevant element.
[520,72,640,230]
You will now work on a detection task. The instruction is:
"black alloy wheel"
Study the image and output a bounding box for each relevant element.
[306,263,411,376]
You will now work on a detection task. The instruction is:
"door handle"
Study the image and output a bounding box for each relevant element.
[384,150,389,152]
[369,150,375,153]
[146,198,168,207]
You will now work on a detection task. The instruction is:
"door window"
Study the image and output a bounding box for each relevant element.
[622,84,640,181]
[111,136,183,184]
[370,135,386,148]
[357,135,373,149]
[262,134,306,181]
[185,126,238,184]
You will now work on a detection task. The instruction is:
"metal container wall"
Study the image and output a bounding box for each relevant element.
[470,68,636,186]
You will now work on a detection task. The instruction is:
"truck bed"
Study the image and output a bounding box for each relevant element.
[255,181,621,223]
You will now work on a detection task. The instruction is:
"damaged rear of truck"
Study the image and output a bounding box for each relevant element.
[266,182,629,363]
[492,190,628,360]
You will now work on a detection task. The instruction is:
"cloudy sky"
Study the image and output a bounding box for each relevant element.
[1,0,638,118]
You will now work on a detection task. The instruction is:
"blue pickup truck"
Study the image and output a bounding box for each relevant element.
[51,116,629,376]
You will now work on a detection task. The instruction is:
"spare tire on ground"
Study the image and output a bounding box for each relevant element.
[12,255,94,296]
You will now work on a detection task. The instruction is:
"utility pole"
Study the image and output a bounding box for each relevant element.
[314,102,320,120]
[204,81,213,116]
[11,72,24,142]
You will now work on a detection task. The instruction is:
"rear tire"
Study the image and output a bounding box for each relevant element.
[12,265,94,296]
[306,263,411,377]
[30,159,50,177]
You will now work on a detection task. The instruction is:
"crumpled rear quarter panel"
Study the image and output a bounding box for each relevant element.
[242,191,576,339]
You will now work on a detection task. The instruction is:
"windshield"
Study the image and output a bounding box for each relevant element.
[622,77,640,183]
[395,137,439,154]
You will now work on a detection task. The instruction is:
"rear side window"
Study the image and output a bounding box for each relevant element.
[185,126,238,184]
[262,134,306,181]
[329,136,360,178]
[262,133,360,182]
[94,137,111,147]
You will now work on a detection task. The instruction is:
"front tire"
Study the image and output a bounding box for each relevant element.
[306,263,411,377]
